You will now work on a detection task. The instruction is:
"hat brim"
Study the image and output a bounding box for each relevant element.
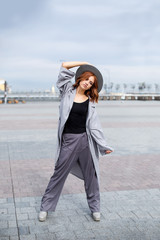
[75,65,103,93]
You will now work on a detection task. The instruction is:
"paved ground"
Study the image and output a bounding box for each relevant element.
[0,101,160,240]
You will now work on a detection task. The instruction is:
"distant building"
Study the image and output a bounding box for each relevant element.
[0,79,12,93]
[51,85,55,94]
[8,86,12,93]
[44,89,51,93]
[0,79,5,91]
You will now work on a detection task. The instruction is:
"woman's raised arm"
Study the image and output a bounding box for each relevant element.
[62,61,90,69]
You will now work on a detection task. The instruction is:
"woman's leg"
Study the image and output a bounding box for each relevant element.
[78,136,100,213]
[40,145,78,212]
[40,133,86,212]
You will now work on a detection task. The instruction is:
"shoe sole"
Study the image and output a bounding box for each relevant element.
[92,214,100,221]
[39,218,46,222]
[93,218,100,221]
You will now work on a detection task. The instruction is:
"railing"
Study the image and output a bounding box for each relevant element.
[0,93,160,103]
[99,94,160,101]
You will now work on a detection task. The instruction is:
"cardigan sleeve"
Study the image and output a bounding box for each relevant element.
[89,106,114,155]
[56,65,75,97]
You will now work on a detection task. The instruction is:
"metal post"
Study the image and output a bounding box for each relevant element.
[105,68,110,94]
[4,81,7,104]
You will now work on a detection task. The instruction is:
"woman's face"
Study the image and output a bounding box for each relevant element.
[79,76,95,91]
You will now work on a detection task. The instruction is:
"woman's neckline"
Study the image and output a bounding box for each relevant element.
[74,98,89,104]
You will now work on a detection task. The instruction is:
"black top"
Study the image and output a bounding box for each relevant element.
[63,98,89,134]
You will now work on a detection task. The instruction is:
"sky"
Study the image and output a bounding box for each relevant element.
[0,0,160,91]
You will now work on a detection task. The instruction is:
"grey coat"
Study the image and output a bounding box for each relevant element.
[54,66,113,184]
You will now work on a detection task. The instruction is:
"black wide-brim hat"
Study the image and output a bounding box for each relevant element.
[75,64,103,93]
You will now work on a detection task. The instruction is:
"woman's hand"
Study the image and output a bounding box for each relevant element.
[105,150,113,154]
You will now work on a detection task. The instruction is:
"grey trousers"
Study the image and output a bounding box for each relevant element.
[40,132,100,213]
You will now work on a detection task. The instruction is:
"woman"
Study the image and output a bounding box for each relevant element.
[39,61,113,222]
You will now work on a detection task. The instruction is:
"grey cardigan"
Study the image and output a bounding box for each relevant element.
[54,66,113,184]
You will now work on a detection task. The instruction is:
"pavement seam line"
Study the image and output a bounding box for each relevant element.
[7,142,20,240]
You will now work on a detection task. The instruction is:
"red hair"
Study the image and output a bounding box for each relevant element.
[73,72,99,103]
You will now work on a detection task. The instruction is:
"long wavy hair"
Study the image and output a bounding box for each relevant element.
[73,72,99,103]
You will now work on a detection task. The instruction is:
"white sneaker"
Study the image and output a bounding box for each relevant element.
[92,212,100,221]
[39,211,47,222]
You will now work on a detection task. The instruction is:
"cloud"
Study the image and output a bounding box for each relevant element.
[0,0,46,29]
[50,0,155,18]
[0,0,160,90]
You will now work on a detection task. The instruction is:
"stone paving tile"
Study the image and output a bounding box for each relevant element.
[75,229,95,239]
[68,215,89,223]
[0,238,11,240]
[19,235,36,240]
[92,228,117,240]
[8,220,17,228]
[0,213,16,221]
[18,226,30,235]
[132,210,154,219]
[64,222,84,232]
[29,225,49,234]
[10,237,19,240]
[0,199,7,204]
[35,233,56,240]
[48,224,67,233]
[0,221,8,229]
[16,213,29,221]
[17,220,35,227]
[0,228,18,237]
[55,230,77,240]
